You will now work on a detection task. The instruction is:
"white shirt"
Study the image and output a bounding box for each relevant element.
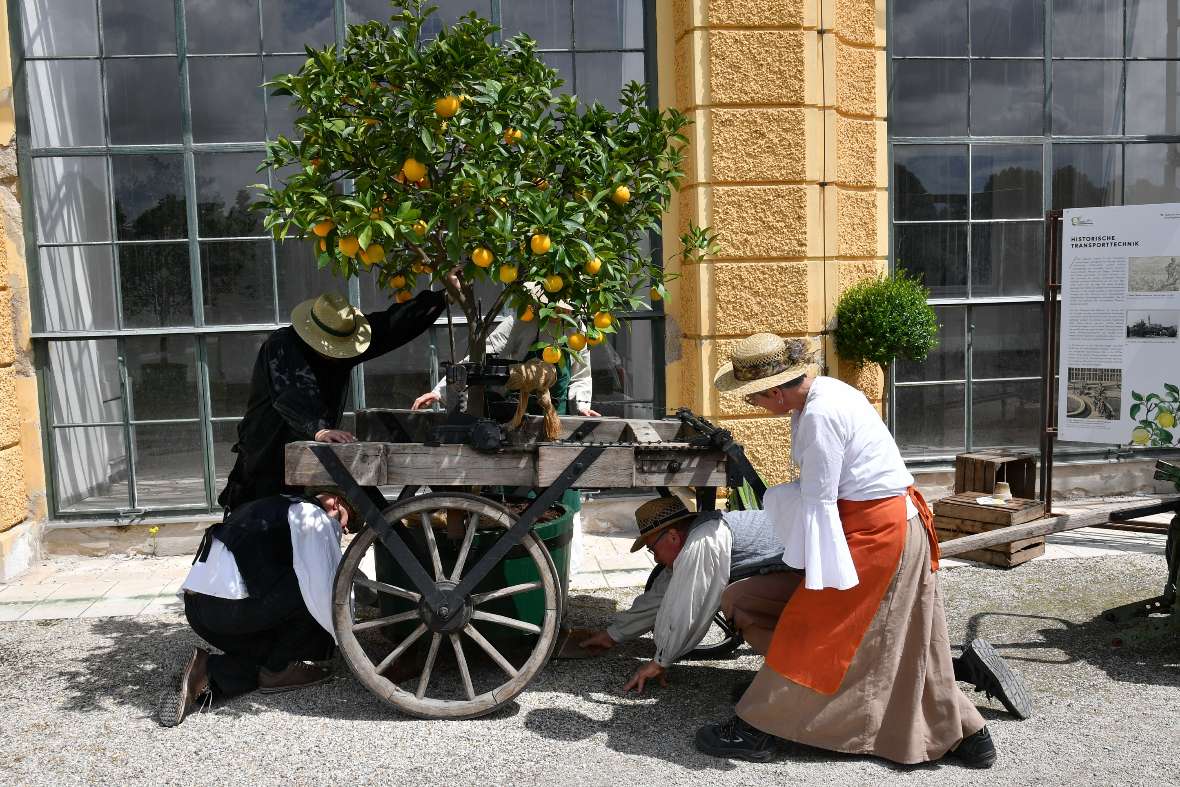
[764,376,917,591]
[180,501,343,641]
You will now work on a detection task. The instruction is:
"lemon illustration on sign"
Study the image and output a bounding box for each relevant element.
[338,235,360,257]
[313,219,335,237]
[611,185,631,206]
[472,247,493,268]
[1158,410,1177,429]
[530,233,551,255]
[360,244,385,265]
[584,257,602,275]
[395,289,413,303]
[542,345,562,364]
[402,158,427,182]
[1131,427,1151,445]
[543,275,563,293]
[434,95,460,118]
[593,311,613,330]
[391,274,407,289]
[413,220,428,237]
[520,304,535,322]
[568,332,587,351]
[499,264,519,284]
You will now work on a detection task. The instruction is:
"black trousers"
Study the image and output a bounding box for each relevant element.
[183,572,335,697]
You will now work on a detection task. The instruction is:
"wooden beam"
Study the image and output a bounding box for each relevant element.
[939,508,1112,557]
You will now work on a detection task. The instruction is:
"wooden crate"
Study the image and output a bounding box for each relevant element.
[954,451,1037,499]
[933,493,1046,568]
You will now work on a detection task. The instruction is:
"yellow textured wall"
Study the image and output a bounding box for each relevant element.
[659,0,888,484]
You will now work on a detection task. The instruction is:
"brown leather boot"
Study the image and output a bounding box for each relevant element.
[158,647,211,727]
[257,661,333,694]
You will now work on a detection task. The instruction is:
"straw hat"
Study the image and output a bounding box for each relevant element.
[629,496,697,553]
[713,333,816,397]
[290,292,372,359]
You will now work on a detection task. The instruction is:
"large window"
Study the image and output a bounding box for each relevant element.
[15,0,657,516]
[889,0,1180,459]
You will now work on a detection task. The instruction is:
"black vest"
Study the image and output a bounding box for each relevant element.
[197,494,310,598]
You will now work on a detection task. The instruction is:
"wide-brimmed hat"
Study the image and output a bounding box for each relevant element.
[713,333,815,397]
[291,292,372,359]
[629,496,697,553]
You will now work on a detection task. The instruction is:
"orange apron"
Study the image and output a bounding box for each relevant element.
[764,486,937,695]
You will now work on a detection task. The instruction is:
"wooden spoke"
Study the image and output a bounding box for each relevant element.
[450,633,476,701]
[470,581,542,606]
[353,576,420,603]
[415,633,442,700]
[419,512,444,580]
[375,623,427,675]
[464,624,519,678]
[352,610,421,633]
[449,512,479,582]
[471,610,541,634]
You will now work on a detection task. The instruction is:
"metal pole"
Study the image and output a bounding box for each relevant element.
[1040,209,1062,517]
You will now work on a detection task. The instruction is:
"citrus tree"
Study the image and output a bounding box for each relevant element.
[257,0,712,382]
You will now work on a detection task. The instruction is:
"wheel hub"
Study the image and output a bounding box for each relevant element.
[419,581,472,633]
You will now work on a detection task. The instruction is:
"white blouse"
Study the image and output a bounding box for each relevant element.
[763,376,916,591]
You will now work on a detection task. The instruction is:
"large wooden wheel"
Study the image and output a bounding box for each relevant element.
[333,493,561,719]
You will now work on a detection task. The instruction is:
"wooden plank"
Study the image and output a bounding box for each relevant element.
[285,442,389,486]
[285,442,536,487]
[934,515,1046,538]
[535,445,635,487]
[956,541,1045,568]
[954,459,965,495]
[933,494,1044,525]
[936,528,1044,555]
[623,420,663,444]
[633,448,728,487]
[939,508,1110,557]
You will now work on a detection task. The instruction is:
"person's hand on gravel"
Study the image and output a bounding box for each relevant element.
[623,660,667,694]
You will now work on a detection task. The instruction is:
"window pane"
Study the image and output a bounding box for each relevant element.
[186,0,261,54]
[972,303,1042,378]
[21,0,99,57]
[541,52,575,93]
[895,384,966,455]
[893,145,968,220]
[101,0,177,55]
[970,60,1043,136]
[894,223,968,298]
[971,221,1044,297]
[118,244,194,328]
[890,60,968,137]
[105,58,183,144]
[971,144,1042,220]
[1127,0,1180,57]
[892,0,967,56]
[265,55,306,140]
[402,1,490,35]
[1126,62,1180,137]
[1052,60,1123,136]
[201,241,276,325]
[591,320,654,417]
[47,339,121,424]
[575,0,644,49]
[897,306,965,382]
[125,334,199,420]
[189,57,266,143]
[972,380,1041,449]
[213,419,242,490]
[132,422,206,507]
[573,52,644,112]
[1053,0,1123,57]
[363,332,434,409]
[208,333,268,417]
[53,426,129,512]
[1125,143,1180,205]
[39,246,118,332]
[970,0,1044,56]
[112,154,188,240]
[501,1,572,49]
[195,152,266,237]
[27,60,104,148]
[276,240,345,316]
[1052,143,1123,209]
[32,156,111,244]
[262,0,335,52]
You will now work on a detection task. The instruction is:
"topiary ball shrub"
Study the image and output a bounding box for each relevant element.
[833,270,939,373]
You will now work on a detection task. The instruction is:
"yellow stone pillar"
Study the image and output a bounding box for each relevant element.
[657,0,887,484]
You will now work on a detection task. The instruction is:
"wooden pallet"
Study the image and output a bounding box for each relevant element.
[933,494,1047,568]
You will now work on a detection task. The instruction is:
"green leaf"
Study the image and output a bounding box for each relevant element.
[358,224,373,249]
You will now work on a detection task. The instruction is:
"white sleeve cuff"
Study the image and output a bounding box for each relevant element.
[764,482,859,591]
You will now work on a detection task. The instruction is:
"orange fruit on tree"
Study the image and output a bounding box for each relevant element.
[313,219,335,237]
[472,246,494,268]
[499,264,519,284]
[434,95,461,118]
[542,345,562,364]
[543,274,563,293]
[568,332,587,352]
[520,304,535,322]
[587,330,605,346]
[309,157,322,169]
[362,117,379,127]
[611,185,631,205]
[338,235,360,257]
[318,238,327,252]
[395,289,413,303]
[402,158,427,182]
[369,207,384,219]
[530,233,551,255]
[649,287,663,302]
[534,178,549,191]
[503,128,523,145]
[593,311,613,330]
[391,274,407,289]
[413,219,428,237]
[416,175,431,189]
[361,244,385,265]
[584,256,602,275]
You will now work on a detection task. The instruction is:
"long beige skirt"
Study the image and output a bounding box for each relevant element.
[735,515,986,765]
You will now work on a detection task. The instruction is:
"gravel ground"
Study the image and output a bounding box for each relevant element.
[0,554,1177,787]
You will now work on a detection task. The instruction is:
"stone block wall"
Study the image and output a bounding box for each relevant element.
[659,0,887,484]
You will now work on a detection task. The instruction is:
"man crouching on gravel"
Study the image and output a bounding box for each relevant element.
[158,491,354,727]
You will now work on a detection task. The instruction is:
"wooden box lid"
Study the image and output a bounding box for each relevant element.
[932,493,1044,526]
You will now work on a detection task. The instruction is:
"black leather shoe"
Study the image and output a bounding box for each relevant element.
[955,638,1033,720]
[695,716,778,762]
[947,726,997,769]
